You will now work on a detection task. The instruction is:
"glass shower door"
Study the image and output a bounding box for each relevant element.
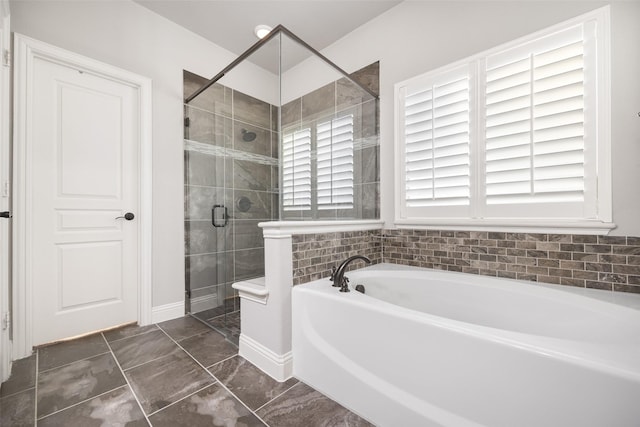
[184,72,235,338]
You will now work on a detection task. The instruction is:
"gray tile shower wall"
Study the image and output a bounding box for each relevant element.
[382,229,640,294]
[291,230,382,285]
[291,228,640,294]
[184,70,278,312]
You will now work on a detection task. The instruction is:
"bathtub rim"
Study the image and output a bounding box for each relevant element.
[346,263,640,312]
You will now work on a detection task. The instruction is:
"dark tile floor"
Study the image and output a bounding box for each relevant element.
[192,308,242,346]
[0,315,373,426]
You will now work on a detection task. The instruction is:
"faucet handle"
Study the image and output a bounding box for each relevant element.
[329,266,337,281]
[339,276,350,293]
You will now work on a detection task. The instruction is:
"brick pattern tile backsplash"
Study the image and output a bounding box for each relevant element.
[382,230,640,294]
[291,228,640,294]
[291,230,382,285]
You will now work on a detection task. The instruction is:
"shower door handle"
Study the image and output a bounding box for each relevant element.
[212,205,228,227]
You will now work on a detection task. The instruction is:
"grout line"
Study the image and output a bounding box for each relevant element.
[36,384,130,421]
[120,349,181,373]
[37,350,112,375]
[156,324,272,427]
[254,380,301,413]
[100,332,152,426]
[160,328,213,344]
[0,386,36,401]
[183,104,274,134]
[184,245,266,258]
[204,353,237,370]
[105,325,160,344]
[145,382,215,418]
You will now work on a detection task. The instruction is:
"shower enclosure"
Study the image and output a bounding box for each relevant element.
[183,26,379,342]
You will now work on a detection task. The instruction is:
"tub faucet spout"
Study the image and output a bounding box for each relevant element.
[333,255,372,293]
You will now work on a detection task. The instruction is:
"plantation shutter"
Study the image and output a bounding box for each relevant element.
[282,128,311,211]
[485,25,587,207]
[396,10,608,226]
[317,115,354,209]
[403,67,471,209]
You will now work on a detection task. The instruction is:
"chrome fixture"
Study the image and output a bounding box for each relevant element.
[331,255,371,293]
[236,196,253,212]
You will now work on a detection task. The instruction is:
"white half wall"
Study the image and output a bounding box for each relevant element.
[8,0,275,311]
[318,1,640,236]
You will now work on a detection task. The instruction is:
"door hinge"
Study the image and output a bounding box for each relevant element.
[184,117,190,128]
[185,289,191,298]
[2,180,9,197]
[1,312,10,331]
[2,49,10,68]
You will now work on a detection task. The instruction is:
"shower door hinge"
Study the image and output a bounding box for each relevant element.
[2,49,10,67]
[185,289,191,299]
[1,312,9,331]
[184,117,190,128]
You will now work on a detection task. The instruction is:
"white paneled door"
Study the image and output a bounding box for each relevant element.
[29,48,140,345]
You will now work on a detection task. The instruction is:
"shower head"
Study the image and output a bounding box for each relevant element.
[241,128,257,142]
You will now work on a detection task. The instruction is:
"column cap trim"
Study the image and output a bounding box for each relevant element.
[259,220,384,237]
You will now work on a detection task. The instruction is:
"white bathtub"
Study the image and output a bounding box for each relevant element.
[292,263,640,427]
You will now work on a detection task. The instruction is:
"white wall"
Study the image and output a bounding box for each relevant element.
[320,1,640,236]
[9,0,275,309]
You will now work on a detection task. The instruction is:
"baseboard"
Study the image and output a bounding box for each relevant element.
[190,293,218,314]
[238,334,293,382]
[151,301,185,324]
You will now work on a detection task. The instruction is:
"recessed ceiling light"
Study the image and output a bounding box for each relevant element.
[254,25,272,40]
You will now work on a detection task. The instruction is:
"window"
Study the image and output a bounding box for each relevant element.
[317,115,354,210]
[282,115,355,212]
[282,128,311,211]
[395,8,611,231]
[403,67,471,216]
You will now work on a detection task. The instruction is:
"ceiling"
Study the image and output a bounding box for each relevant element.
[134,0,402,64]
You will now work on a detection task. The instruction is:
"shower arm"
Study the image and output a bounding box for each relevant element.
[184,24,379,104]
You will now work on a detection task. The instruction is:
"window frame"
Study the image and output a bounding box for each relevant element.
[394,6,613,234]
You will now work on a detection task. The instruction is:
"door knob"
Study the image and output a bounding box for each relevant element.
[0,211,11,218]
[115,212,135,221]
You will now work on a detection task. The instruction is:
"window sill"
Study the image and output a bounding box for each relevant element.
[394,218,616,235]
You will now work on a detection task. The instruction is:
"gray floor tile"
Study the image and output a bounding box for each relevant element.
[38,333,109,372]
[256,382,374,427]
[0,354,36,398]
[158,316,211,341]
[37,353,126,418]
[37,385,148,427]
[208,311,241,336]
[0,388,35,427]
[209,356,298,410]
[103,323,158,343]
[191,305,227,321]
[110,329,180,370]
[207,311,241,346]
[125,350,215,415]
[148,383,265,427]
[179,330,237,368]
